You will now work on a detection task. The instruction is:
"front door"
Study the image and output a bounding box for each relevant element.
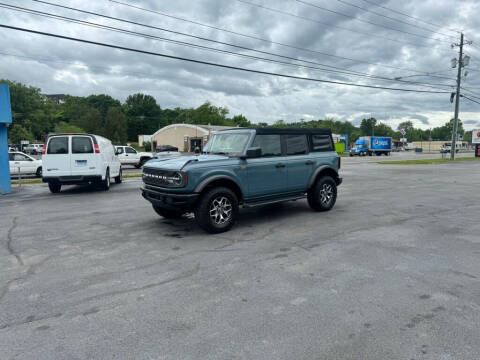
[124,146,139,164]
[246,134,287,199]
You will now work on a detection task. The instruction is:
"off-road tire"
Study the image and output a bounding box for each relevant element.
[307,176,337,212]
[152,205,184,219]
[115,168,123,184]
[48,181,61,193]
[194,187,239,233]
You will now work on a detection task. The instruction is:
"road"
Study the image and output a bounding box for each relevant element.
[1,160,480,359]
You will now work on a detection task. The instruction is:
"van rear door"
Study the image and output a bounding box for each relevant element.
[70,136,98,177]
[44,136,71,177]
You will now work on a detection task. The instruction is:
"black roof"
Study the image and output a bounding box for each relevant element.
[220,127,332,135]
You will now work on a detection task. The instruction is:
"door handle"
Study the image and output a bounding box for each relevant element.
[305,160,314,165]
[275,163,285,168]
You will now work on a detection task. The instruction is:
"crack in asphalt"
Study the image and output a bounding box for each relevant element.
[80,263,200,304]
[6,216,23,266]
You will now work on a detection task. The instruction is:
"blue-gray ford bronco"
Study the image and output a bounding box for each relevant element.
[141,128,342,233]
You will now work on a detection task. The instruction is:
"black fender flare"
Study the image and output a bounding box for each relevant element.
[308,165,340,188]
[194,175,243,196]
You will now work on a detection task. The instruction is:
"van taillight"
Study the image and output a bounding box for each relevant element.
[94,144,100,153]
[41,144,46,155]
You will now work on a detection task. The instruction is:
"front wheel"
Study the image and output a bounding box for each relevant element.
[36,167,42,177]
[307,176,337,212]
[194,187,239,233]
[152,205,184,219]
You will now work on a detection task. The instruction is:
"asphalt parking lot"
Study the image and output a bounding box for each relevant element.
[2,160,480,359]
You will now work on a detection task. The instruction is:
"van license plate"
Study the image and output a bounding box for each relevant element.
[76,160,87,166]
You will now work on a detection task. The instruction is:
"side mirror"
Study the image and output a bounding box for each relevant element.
[194,146,200,154]
[246,147,262,158]
[115,150,121,155]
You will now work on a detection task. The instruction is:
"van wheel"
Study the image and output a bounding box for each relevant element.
[308,176,337,212]
[36,167,42,177]
[152,205,184,219]
[195,187,238,233]
[48,182,61,193]
[115,168,122,184]
[102,169,110,191]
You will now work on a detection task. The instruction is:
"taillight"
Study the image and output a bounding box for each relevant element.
[94,144,100,153]
[41,144,46,155]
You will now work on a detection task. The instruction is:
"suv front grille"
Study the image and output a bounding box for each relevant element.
[142,168,176,187]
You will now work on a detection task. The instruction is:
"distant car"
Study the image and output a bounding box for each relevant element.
[42,133,122,193]
[155,145,181,157]
[24,143,44,155]
[115,145,154,168]
[9,151,43,177]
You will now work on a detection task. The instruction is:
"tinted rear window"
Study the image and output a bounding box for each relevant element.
[47,137,68,154]
[286,135,308,155]
[72,137,93,154]
[311,134,333,151]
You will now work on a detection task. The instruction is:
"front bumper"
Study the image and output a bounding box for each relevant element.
[336,177,343,186]
[141,184,198,211]
[43,175,102,184]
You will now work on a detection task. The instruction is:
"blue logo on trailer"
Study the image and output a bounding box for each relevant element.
[371,137,391,150]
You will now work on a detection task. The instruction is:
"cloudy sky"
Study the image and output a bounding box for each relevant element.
[1,0,480,130]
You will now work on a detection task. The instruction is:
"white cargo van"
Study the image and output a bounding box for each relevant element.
[42,134,122,193]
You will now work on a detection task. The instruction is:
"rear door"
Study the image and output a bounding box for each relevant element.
[44,136,71,177]
[284,134,313,192]
[246,134,287,198]
[70,136,97,177]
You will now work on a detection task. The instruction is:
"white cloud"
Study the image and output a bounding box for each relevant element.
[0,0,479,127]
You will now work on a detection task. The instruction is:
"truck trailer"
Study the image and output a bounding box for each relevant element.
[350,136,392,156]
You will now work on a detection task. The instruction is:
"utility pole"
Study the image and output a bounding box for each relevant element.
[451,33,472,160]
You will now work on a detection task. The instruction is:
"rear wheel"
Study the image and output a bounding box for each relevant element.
[36,167,42,177]
[102,169,110,191]
[308,176,337,212]
[194,187,238,233]
[152,205,184,219]
[48,181,61,193]
[115,168,122,184]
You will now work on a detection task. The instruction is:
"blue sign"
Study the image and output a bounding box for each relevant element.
[0,83,12,195]
[370,137,392,150]
[400,129,406,136]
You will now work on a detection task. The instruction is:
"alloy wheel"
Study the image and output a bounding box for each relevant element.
[209,196,232,225]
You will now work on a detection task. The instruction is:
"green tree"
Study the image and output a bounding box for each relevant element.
[54,121,84,133]
[360,118,377,136]
[103,107,127,144]
[72,108,103,134]
[124,93,162,140]
[8,124,34,143]
[85,94,121,118]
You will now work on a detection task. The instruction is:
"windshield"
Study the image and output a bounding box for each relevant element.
[203,133,251,155]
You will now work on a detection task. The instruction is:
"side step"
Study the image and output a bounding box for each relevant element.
[242,194,306,208]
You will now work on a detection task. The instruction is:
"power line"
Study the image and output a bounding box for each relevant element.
[108,0,456,77]
[356,0,461,35]
[293,0,453,43]
[0,23,452,94]
[235,0,448,47]
[461,94,480,105]
[16,2,456,87]
[1,2,453,91]
[332,0,457,39]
